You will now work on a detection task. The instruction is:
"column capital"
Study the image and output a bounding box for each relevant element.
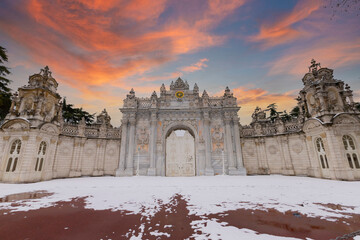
[129,117,136,125]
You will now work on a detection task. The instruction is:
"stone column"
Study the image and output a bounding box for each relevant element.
[232,115,246,175]
[224,113,236,173]
[148,111,157,176]
[116,117,128,176]
[203,111,214,175]
[125,116,136,176]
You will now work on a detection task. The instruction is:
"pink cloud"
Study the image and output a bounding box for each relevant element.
[180,58,209,73]
[248,0,322,49]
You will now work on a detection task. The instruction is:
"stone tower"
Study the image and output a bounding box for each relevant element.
[5,66,62,127]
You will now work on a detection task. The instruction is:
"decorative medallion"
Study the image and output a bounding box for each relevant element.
[175,91,184,98]
[268,145,278,154]
[292,142,303,154]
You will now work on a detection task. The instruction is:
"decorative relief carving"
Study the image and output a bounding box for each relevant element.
[244,143,255,156]
[268,145,278,155]
[107,148,115,156]
[136,123,149,151]
[211,124,224,152]
[291,142,303,154]
[85,147,95,156]
[60,146,71,155]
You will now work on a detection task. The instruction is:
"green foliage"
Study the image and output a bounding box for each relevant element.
[266,103,280,122]
[290,106,300,118]
[265,104,302,123]
[62,98,95,125]
[280,110,292,121]
[356,102,360,111]
[0,46,12,120]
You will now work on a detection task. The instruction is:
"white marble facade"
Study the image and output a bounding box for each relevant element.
[0,61,360,183]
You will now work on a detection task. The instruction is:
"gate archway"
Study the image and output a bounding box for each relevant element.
[165,126,196,177]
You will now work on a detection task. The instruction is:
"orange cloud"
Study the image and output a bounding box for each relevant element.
[180,58,209,73]
[0,0,246,104]
[232,87,298,124]
[268,38,360,76]
[248,0,322,49]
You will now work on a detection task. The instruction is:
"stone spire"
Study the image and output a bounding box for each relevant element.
[202,90,209,98]
[202,90,209,107]
[193,83,199,94]
[223,86,232,97]
[160,83,166,94]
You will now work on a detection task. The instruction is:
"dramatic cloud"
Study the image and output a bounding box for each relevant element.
[232,87,297,124]
[268,38,360,77]
[0,0,245,95]
[180,58,209,73]
[248,0,322,49]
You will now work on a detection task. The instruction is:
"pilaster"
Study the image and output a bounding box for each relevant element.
[203,110,214,176]
[116,117,128,176]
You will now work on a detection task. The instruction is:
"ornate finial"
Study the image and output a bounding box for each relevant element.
[345,83,351,91]
[151,91,157,98]
[127,88,136,99]
[171,77,189,90]
[39,65,52,78]
[160,83,166,93]
[202,90,209,98]
[225,86,230,92]
[193,83,199,93]
[308,59,321,73]
[170,81,174,90]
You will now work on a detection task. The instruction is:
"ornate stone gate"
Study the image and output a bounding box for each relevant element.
[115,77,247,176]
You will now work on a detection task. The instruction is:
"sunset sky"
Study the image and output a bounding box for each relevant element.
[0,0,359,125]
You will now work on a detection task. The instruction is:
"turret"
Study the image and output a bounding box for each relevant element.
[5,66,62,127]
[299,59,358,123]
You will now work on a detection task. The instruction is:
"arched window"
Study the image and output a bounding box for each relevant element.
[6,139,21,172]
[343,135,359,169]
[315,138,329,169]
[35,141,47,171]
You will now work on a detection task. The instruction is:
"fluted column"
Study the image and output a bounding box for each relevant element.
[203,111,214,175]
[232,115,244,169]
[148,111,157,176]
[125,116,136,175]
[116,117,128,176]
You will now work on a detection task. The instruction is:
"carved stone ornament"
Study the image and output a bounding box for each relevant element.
[211,124,224,151]
[291,142,303,154]
[268,145,278,155]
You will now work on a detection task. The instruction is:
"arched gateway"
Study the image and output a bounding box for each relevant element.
[115,77,247,177]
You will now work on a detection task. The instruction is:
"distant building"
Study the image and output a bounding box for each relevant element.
[0,61,359,182]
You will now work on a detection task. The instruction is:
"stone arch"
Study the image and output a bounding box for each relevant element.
[39,122,60,135]
[163,121,198,176]
[332,113,359,125]
[163,121,198,140]
[1,118,30,131]
[302,118,324,132]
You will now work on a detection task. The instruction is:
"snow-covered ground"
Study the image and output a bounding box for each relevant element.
[1,175,360,239]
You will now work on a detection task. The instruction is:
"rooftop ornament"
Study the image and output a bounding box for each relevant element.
[308,59,321,73]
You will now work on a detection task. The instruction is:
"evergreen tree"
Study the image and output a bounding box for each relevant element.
[356,102,360,111]
[61,97,95,124]
[266,103,280,122]
[0,46,12,120]
[280,110,292,121]
[290,106,300,118]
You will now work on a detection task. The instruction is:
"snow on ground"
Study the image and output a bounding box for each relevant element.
[0,175,360,221]
[190,220,302,240]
